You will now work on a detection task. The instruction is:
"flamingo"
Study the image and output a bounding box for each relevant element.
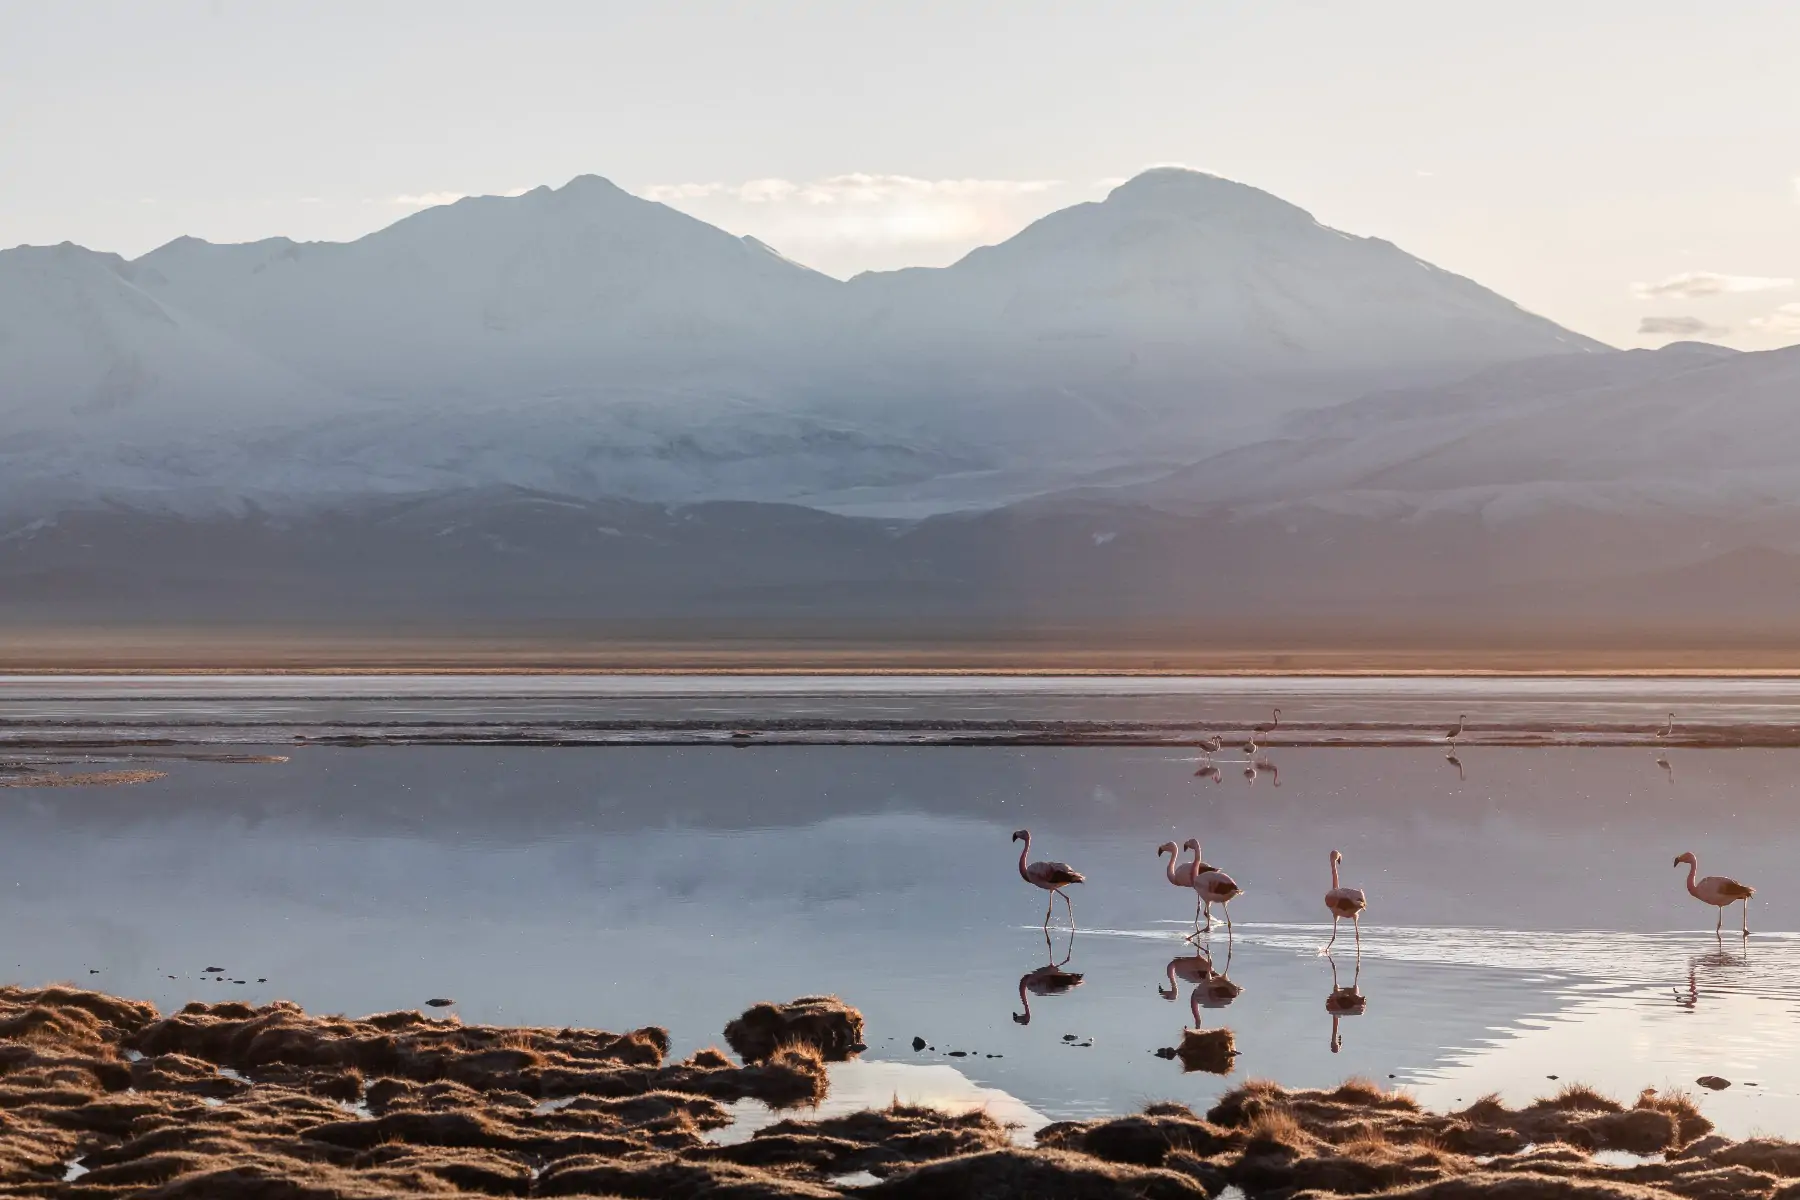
[1013,830,1084,928]
[1013,928,1083,1024]
[1673,851,1755,935]
[1189,860,1243,938]
[1656,712,1675,739]
[1241,732,1261,757]
[1325,955,1366,1053]
[1161,838,1220,926]
[1445,714,1467,748]
[1194,735,1223,760]
[1323,849,1367,952]
[1255,708,1282,736]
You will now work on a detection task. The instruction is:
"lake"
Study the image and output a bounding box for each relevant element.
[3,676,1797,1139]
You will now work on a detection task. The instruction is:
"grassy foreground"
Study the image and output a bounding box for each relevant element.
[6,985,1799,1198]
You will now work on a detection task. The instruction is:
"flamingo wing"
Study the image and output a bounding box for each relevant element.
[1704,876,1755,901]
[1326,886,1367,914]
[1029,861,1085,887]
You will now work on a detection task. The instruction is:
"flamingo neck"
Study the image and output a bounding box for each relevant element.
[1160,845,1179,885]
[1015,979,1031,1022]
[1685,860,1701,897]
[1017,837,1031,883]
[1185,843,1201,878]
[1330,856,1340,890]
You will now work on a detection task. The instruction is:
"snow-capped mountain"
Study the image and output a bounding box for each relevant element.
[0,169,1608,516]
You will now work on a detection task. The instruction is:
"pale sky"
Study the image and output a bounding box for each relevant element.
[3,0,1797,350]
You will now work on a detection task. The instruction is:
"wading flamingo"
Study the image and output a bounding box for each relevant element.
[1013,829,1084,928]
[1657,712,1675,739]
[1673,851,1754,935]
[1255,708,1282,736]
[1444,714,1467,748]
[1013,927,1083,1024]
[1241,732,1261,757]
[1189,859,1243,939]
[1158,840,1218,913]
[1195,735,1223,759]
[1324,849,1367,952]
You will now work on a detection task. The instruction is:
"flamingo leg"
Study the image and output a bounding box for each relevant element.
[1060,888,1076,928]
[1742,900,1750,936]
[1325,917,1338,951]
[1715,906,1723,934]
[1353,915,1361,954]
[1044,893,1054,927]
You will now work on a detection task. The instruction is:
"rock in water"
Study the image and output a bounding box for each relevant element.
[912,1036,926,1052]
[724,995,865,1063]
[426,998,455,1008]
[1697,1076,1731,1090]
[1176,1027,1238,1075]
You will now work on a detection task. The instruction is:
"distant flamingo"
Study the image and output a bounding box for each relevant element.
[1673,851,1755,935]
[1445,714,1467,748]
[1657,712,1675,739]
[1013,928,1083,1024]
[1195,735,1223,759]
[1323,850,1367,952]
[1241,732,1261,757]
[1013,829,1084,928]
[1255,708,1282,736]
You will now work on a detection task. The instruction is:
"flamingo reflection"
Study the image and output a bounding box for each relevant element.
[1013,926,1083,1025]
[1157,945,1215,1000]
[1444,751,1464,782]
[1672,941,1748,1010]
[1325,955,1367,1053]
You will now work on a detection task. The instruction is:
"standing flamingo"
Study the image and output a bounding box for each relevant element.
[1194,735,1223,760]
[1255,708,1282,736]
[1445,714,1467,748]
[1656,712,1675,739]
[1159,839,1218,927]
[1189,859,1243,938]
[1672,851,1754,935]
[1241,732,1261,757]
[1323,849,1367,952]
[1013,830,1084,928]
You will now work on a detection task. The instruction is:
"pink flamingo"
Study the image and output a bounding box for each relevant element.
[1673,851,1755,935]
[1189,852,1243,938]
[1324,849,1367,952]
[1158,839,1218,927]
[1013,829,1084,928]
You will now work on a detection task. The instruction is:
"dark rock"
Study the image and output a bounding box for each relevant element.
[1696,1076,1731,1090]
[426,998,455,1008]
[911,1036,926,1052]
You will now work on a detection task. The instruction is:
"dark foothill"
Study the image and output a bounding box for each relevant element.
[911,1036,926,1051]
[426,998,456,1008]
[1697,1076,1732,1090]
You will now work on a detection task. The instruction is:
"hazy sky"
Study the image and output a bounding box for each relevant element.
[3,0,1797,350]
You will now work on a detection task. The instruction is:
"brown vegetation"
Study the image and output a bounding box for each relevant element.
[6,986,1800,1199]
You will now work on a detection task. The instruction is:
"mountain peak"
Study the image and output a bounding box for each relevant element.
[1103,167,1316,227]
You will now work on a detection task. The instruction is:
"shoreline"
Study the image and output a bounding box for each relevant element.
[9,984,1796,1199]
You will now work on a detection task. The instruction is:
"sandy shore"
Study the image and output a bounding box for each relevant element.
[8,984,1800,1198]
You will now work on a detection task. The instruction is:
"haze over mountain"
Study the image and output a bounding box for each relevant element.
[12,166,1800,643]
[2,168,1603,516]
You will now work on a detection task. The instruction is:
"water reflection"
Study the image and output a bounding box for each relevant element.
[1157,946,1215,1000]
[1673,940,1750,1010]
[1325,955,1367,1054]
[1444,751,1464,782]
[1013,927,1083,1026]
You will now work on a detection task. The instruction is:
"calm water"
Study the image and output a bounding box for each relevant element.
[4,678,1798,1135]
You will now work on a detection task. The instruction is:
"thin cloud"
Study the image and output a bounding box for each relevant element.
[1748,303,1800,336]
[390,192,467,208]
[1631,271,1794,300]
[636,173,1074,276]
[1638,315,1726,338]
